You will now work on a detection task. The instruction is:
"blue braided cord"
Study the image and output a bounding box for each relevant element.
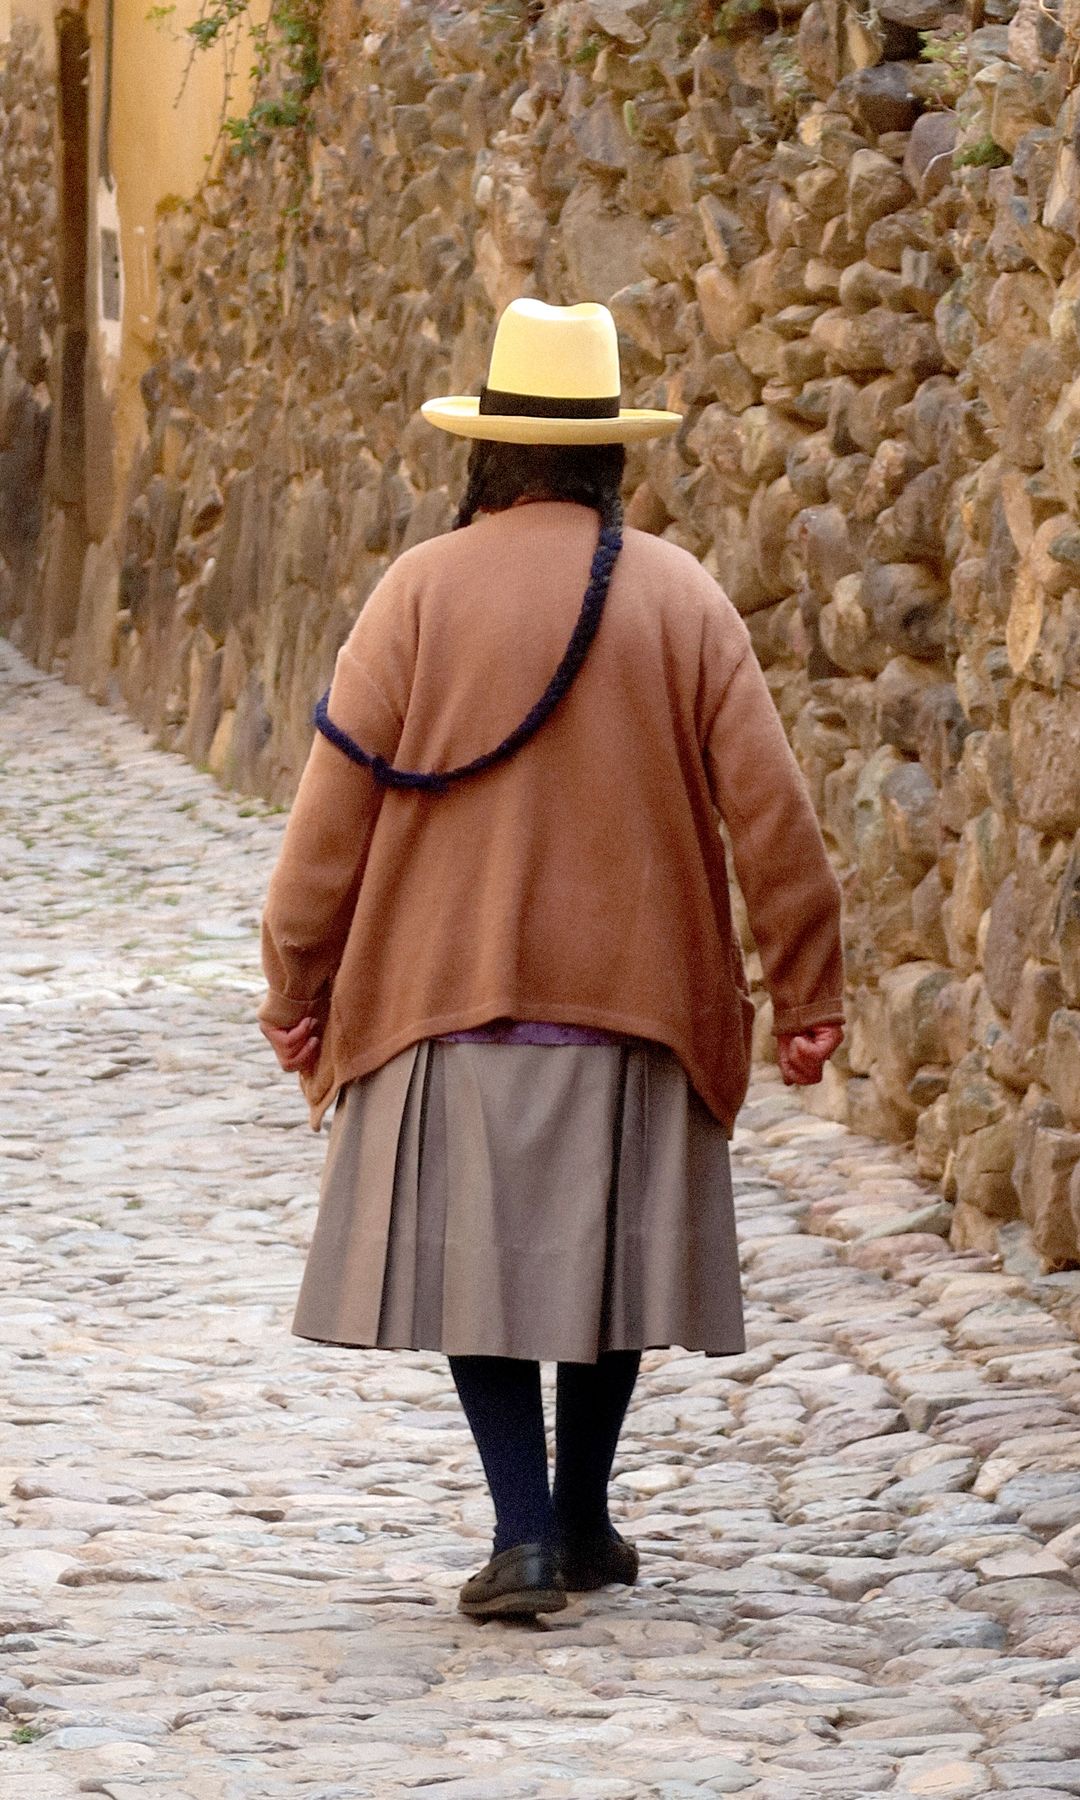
[312,523,622,796]
[312,692,451,793]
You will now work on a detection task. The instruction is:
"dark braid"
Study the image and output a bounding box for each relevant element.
[313,442,626,796]
[452,452,489,533]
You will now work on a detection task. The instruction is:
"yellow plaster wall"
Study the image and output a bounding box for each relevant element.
[95,0,269,534]
[5,0,266,537]
[107,0,268,349]
[5,0,269,537]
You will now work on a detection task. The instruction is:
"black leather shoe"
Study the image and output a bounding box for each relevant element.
[559,1530,639,1592]
[458,1541,567,1620]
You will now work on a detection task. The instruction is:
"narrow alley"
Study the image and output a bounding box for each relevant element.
[3,637,1080,1800]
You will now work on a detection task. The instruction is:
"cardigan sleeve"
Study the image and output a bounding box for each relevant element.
[701,605,845,1036]
[257,569,416,1031]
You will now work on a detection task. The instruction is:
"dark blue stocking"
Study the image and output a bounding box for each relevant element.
[448,1355,554,1555]
[553,1351,642,1542]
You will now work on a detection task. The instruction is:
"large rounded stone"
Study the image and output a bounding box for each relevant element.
[1011,0,1064,68]
[983,874,1028,1018]
[559,179,650,300]
[1012,957,1067,1058]
[811,307,894,374]
[863,561,950,660]
[798,0,842,101]
[880,761,941,879]
[846,373,919,455]
[749,475,801,598]
[1054,836,1080,1007]
[694,263,757,351]
[819,575,890,676]
[880,959,954,1082]
[837,63,924,137]
[846,150,914,240]
[911,864,951,962]
[903,109,959,200]
[1046,1010,1080,1128]
[1015,1117,1080,1267]
[795,502,859,597]
[876,654,947,756]
[1010,684,1080,835]
[916,1091,950,1177]
[873,467,948,566]
[855,438,924,521]
[572,94,632,174]
[739,406,810,486]
[1044,372,1080,514]
[853,742,907,880]
[1043,92,1080,239]
[954,1116,1020,1218]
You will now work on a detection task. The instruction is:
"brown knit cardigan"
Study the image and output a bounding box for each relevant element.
[258,502,844,1133]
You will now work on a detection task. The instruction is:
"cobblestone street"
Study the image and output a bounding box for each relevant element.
[5,634,1080,1799]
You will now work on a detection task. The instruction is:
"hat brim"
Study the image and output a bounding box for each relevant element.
[421,397,682,444]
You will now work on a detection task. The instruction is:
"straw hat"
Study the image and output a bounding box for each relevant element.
[421,299,682,445]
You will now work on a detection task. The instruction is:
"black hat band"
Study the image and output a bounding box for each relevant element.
[479,384,621,420]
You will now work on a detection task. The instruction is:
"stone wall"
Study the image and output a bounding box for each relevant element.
[0,14,54,634]
[6,0,1080,1264]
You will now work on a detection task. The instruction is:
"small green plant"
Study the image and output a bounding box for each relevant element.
[919,26,968,102]
[769,37,811,109]
[658,0,763,40]
[124,1198,144,1210]
[713,0,765,33]
[481,0,540,67]
[175,0,324,157]
[11,1723,45,1745]
[954,134,1010,168]
[920,26,967,68]
[572,34,601,64]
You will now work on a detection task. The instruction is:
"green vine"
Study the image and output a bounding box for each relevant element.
[954,134,1010,169]
[481,0,543,70]
[919,26,968,105]
[572,33,602,64]
[657,0,764,42]
[149,0,324,154]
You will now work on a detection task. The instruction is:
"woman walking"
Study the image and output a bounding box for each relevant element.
[257,300,844,1620]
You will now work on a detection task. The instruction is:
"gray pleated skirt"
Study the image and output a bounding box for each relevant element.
[292,1039,745,1363]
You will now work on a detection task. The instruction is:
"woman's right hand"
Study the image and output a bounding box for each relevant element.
[776,1023,843,1086]
[259,1015,321,1074]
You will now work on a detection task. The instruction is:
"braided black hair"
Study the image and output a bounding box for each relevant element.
[313,440,626,795]
[452,439,625,533]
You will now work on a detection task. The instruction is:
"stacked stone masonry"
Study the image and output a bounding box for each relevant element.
[0,15,55,637]
[3,0,1080,1265]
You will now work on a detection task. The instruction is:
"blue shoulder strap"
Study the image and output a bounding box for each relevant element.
[312,691,450,793]
[311,521,622,798]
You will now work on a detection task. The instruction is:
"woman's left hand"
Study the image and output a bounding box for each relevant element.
[260,1015,321,1074]
[776,1023,843,1086]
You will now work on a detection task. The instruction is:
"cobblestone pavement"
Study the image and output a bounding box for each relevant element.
[5,637,1080,1800]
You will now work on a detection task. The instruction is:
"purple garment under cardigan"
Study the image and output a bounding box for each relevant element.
[438,1020,632,1047]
